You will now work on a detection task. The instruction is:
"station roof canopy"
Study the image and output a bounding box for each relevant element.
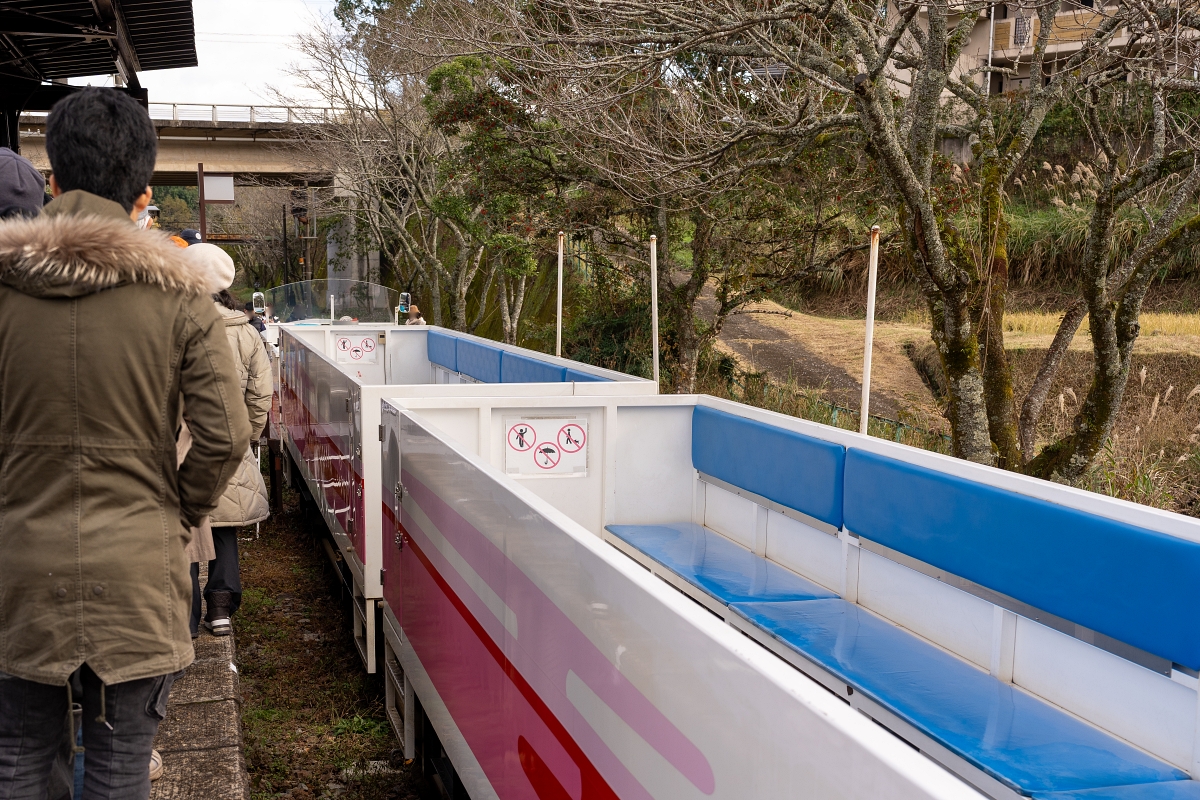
[0,1,197,103]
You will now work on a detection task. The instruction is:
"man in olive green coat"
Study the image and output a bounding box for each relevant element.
[0,89,250,798]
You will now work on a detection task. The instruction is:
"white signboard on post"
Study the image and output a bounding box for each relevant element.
[504,417,588,477]
[202,174,235,204]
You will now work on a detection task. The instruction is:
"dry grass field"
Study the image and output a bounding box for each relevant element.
[713,301,1200,515]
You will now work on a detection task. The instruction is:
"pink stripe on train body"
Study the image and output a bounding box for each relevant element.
[404,469,716,796]
[403,538,584,798]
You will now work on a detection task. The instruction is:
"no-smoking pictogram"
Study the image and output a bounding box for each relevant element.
[558,423,586,453]
[534,444,561,469]
[507,423,536,451]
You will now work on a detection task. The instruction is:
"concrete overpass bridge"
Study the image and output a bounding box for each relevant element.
[18,102,330,186]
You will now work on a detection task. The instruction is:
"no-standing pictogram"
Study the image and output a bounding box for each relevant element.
[557,423,586,453]
[336,336,353,352]
[507,423,536,451]
[534,443,561,469]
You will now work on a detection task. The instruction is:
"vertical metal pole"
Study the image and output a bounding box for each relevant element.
[282,204,289,283]
[650,235,660,387]
[330,294,335,322]
[556,231,564,357]
[197,162,206,241]
[307,186,316,283]
[986,3,996,95]
[859,225,881,434]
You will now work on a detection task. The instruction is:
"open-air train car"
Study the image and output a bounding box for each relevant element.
[377,393,1200,800]
[277,325,653,671]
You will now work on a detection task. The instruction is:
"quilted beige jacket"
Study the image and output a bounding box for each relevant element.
[209,305,272,527]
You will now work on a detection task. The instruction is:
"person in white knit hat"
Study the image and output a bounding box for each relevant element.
[181,244,271,638]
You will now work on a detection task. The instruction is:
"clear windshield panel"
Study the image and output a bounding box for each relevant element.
[262,280,399,324]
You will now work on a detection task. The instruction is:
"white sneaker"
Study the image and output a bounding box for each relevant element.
[149,749,164,781]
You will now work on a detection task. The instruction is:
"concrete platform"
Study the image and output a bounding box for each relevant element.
[150,576,248,799]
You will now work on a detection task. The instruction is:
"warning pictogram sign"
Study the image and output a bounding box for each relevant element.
[507,423,536,451]
[335,335,379,364]
[557,423,586,453]
[503,417,588,477]
[534,444,561,469]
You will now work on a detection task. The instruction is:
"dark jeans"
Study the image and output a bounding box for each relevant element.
[0,664,176,800]
[189,526,242,635]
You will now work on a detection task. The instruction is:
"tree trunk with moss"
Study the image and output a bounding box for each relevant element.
[662,210,716,394]
[975,167,1021,468]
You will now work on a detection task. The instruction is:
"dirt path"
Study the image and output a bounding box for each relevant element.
[713,299,945,429]
[711,297,1200,435]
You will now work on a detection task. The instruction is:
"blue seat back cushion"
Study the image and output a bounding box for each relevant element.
[566,368,609,383]
[691,406,844,529]
[426,330,457,372]
[501,351,566,383]
[843,448,1200,669]
[455,339,502,383]
[731,599,1187,794]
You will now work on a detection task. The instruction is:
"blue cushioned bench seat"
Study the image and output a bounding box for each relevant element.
[426,330,614,384]
[566,367,608,382]
[692,406,845,530]
[455,339,502,383]
[729,599,1188,797]
[844,448,1200,670]
[501,350,567,383]
[427,330,457,372]
[1034,782,1200,800]
[605,523,836,614]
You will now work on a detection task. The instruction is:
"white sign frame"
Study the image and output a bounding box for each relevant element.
[503,416,588,478]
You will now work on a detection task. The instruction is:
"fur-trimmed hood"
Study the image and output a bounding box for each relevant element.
[0,211,211,299]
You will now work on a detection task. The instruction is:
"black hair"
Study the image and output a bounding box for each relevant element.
[244,300,255,311]
[45,88,157,212]
[213,290,239,310]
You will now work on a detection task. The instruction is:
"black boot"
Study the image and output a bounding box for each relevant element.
[204,590,234,636]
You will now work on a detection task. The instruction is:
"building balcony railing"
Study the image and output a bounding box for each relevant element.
[993,8,1116,52]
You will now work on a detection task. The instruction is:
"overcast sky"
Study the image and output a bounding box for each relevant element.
[72,0,339,106]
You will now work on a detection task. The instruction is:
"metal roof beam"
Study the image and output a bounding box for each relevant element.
[0,30,42,80]
[108,1,140,74]
[90,0,140,88]
[0,5,115,40]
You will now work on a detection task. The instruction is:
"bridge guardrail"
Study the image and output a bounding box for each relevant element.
[21,103,337,126]
[148,103,336,124]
